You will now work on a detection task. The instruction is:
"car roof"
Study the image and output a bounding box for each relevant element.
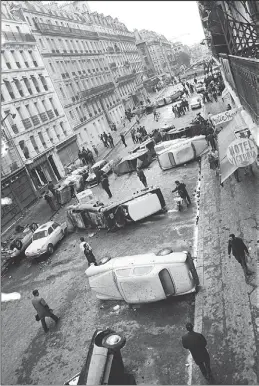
[92,160,106,168]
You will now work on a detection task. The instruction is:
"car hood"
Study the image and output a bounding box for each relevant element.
[26,239,47,252]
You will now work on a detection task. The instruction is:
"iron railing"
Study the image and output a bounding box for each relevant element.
[2,32,36,43]
[79,82,115,100]
[226,54,259,123]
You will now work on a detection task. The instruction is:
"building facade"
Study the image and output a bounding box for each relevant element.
[1,8,79,228]
[8,1,145,151]
[135,29,175,81]
[198,0,259,144]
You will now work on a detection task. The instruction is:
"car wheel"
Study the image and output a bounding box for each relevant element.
[15,240,23,250]
[99,257,111,265]
[47,244,54,255]
[156,247,174,256]
[102,332,126,350]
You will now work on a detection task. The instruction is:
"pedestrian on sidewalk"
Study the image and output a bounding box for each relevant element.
[44,190,57,211]
[83,242,98,267]
[32,289,59,333]
[228,234,252,276]
[182,323,213,381]
[136,167,148,187]
[120,133,127,147]
[172,181,191,207]
[108,133,114,148]
[91,144,98,157]
[100,171,112,198]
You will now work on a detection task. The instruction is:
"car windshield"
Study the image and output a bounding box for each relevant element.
[33,230,47,240]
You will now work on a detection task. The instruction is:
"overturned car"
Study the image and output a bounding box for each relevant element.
[67,187,167,231]
[85,249,199,304]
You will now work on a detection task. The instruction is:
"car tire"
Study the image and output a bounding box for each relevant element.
[156,247,173,256]
[102,332,126,350]
[15,240,23,250]
[47,244,54,255]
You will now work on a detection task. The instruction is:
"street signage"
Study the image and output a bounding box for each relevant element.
[226,138,258,167]
[211,108,238,126]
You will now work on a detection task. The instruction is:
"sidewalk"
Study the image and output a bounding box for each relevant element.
[2,87,167,239]
[192,101,259,384]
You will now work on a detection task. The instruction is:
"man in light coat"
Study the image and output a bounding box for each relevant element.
[32,289,59,333]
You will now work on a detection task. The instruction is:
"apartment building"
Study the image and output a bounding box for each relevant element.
[1,8,78,228]
[8,1,145,150]
[135,29,175,81]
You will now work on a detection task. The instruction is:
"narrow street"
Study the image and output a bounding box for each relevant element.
[1,87,203,385]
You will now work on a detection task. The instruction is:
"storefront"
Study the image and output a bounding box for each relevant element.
[1,167,37,230]
[27,149,62,193]
[56,135,79,168]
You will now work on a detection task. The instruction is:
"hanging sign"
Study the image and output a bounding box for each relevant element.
[211,108,238,126]
[226,138,258,167]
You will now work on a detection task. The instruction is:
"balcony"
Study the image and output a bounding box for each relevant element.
[2,32,36,44]
[36,23,98,40]
[79,82,115,100]
[40,112,48,122]
[31,115,40,126]
[220,54,259,124]
[117,73,136,85]
[109,62,117,70]
[46,109,55,120]
[22,118,32,130]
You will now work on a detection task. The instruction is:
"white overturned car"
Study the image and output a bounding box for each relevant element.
[190,96,202,110]
[25,221,67,258]
[85,249,199,304]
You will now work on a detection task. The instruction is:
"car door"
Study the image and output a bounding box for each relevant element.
[47,226,55,246]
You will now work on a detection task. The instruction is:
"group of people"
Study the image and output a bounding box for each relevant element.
[201,72,225,104]
[172,97,189,118]
[78,147,95,166]
[131,126,148,144]
[100,132,114,148]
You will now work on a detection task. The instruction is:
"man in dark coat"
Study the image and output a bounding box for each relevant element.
[108,133,114,148]
[207,132,217,151]
[228,234,251,275]
[172,180,191,206]
[136,167,148,187]
[120,133,127,147]
[47,181,56,197]
[32,289,59,333]
[182,323,212,380]
[100,172,112,198]
[83,243,98,267]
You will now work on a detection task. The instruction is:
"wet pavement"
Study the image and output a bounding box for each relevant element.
[1,86,203,385]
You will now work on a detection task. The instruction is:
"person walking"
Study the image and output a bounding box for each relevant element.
[92,144,98,157]
[44,190,56,211]
[172,180,191,207]
[131,129,136,144]
[136,167,148,187]
[207,132,217,151]
[47,181,56,197]
[228,234,252,275]
[120,133,127,148]
[32,289,59,333]
[182,323,213,381]
[108,133,114,148]
[83,243,98,267]
[100,171,112,198]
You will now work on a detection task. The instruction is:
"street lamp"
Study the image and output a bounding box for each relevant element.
[1,112,16,125]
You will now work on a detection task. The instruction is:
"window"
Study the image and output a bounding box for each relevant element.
[59,87,65,99]
[49,62,55,73]
[39,132,47,148]
[48,227,53,235]
[69,111,74,119]
[52,222,59,229]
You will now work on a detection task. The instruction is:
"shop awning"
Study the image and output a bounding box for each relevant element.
[218,111,248,183]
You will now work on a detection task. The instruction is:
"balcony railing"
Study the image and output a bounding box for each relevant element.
[22,118,32,130]
[31,115,40,126]
[36,23,98,40]
[47,109,55,120]
[220,54,259,124]
[2,32,36,43]
[39,112,48,122]
[79,82,115,100]
[117,73,136,84]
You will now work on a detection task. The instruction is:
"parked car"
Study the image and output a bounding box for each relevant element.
[196,82,206,93]
[1,223,38,274]
[25,221,67,258]
[113,149,152,176]
[67,187,167,231]
[64,329,135,385]
[85,249,199,304]
[86,160,113,188]
[190,96,202,110]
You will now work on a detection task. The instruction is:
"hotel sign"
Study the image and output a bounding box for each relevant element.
[226,138,257,167]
